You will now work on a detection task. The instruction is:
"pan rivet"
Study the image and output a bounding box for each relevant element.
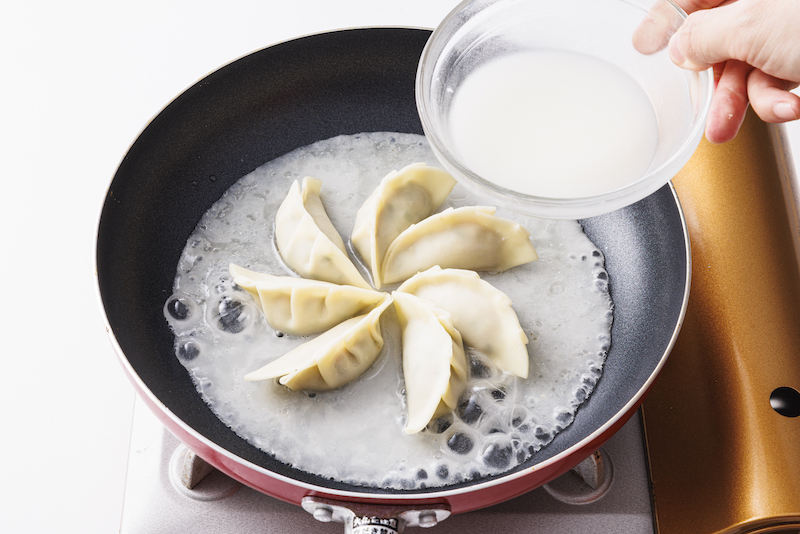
[418,511,438,527]
[313,506,334,522]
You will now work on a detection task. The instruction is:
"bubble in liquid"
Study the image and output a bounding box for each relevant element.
[491,387,507,401]
[582,373,598,388]
[176,339,201,361]
[457,395,483,425]
[549,282,565,296]
[468,353,493,379]
[572,385,588,404]
[211,296,251,334]
[166,295,195,321]
[554,408,574,426]
[428,413,454,434]
[399,478,416,490]
[436,464,449,479]
[510,406,529,427]
[482,439,513,469]
[447,431,474,455]
[534,426,552,443]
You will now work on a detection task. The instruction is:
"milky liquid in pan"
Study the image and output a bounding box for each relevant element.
[163,132,614,490]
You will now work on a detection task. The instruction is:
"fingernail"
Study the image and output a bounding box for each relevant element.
[668,34,685,66]
[774,102,799,121]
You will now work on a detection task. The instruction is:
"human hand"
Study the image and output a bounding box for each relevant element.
[667,0,800,143]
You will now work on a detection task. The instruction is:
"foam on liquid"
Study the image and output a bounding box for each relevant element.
[448,50,659,198]
[164,133,613,490]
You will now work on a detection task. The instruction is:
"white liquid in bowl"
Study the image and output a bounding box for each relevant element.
[448,51,659,199]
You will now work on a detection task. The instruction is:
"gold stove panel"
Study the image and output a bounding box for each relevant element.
[642,109,800,534]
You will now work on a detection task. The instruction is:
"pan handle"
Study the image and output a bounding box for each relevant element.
[301,496,451,532]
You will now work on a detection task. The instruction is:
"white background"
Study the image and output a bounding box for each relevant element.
[1,1,798,532]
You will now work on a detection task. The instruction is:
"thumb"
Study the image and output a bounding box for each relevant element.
[668,4,743,71]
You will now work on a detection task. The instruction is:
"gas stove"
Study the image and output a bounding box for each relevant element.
[639,112,800,534]
[118,112,800,534]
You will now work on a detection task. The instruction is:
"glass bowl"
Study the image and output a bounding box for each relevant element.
[416,0,713,219]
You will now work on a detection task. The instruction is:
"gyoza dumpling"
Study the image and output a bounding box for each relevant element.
[351,163,456,288]
[392,291,469,434]
[397,267,529,378]
[244,298,393,391]
[229,264,387,336]
[382,206,538,284]
[275,177,370,289]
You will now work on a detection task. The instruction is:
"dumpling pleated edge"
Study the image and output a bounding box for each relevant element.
[397,266,529,379]
[229,263,386,336]
[381,206,538,285]
[351,163,456,289]
[243,296,393,391]
[275,177,371,290]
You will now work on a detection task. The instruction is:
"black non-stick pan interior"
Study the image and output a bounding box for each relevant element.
[96,28,688,493]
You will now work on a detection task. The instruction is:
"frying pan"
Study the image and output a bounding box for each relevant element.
[96,28,689,528]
